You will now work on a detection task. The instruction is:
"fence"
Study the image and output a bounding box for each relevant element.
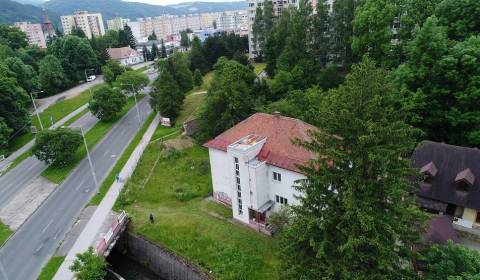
[96,211,128,256]
[116,233,213,280]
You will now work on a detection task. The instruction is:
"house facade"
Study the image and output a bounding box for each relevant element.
[412,141,480,229]
[107,47,145,66]
[204,113,315,233]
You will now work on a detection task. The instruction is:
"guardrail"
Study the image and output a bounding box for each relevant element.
[96,211,128,256]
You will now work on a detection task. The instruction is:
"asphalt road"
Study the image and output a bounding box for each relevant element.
[0,112,98,209]
[0,98,152,280]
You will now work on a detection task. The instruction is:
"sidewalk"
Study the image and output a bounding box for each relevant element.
[0,104,89,173]
[53,113,160,280]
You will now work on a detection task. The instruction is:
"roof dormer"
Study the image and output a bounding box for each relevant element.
[455,168,475,190]
[420,161,438,178]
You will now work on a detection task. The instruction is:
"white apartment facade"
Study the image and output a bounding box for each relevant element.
[14,22,46,48]
[204,113,315,234]
[61,11,105,39]
[216,10,249,34]
[107,17,130,31]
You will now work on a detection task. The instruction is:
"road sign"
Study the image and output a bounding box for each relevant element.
[161,117,171,127]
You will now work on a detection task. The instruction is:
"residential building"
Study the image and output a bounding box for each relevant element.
[204,112,316,234]
[129,13,220,42]
[412,141,480,230]
[247,0,300,57]
[107,17,130,31]
[107,47,144,66]
[61,11,105,39]
[14,22,46,48]
[216,10,249,34]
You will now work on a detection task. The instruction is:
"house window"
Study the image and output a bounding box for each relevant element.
[275,195,288,205]
[234,157,243,215]
[273,171,282,182]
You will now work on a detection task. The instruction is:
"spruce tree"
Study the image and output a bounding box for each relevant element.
[160,39,167,58]
[280,57,426,279]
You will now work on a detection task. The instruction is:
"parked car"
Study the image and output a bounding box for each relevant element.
[86,75,96,82]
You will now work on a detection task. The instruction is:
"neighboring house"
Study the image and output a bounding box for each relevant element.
[204,112,316,234]
[107,47,145,66]
[412,141,480,229]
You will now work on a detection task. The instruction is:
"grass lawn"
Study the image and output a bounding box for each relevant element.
[0,222,12,246]
[36,256,65,280]
[41,96,142,184]
[253,62,267,76]
[176,92,206,124]
[114,142,280,280]
[89,112,155,205]
[7,84,102,155]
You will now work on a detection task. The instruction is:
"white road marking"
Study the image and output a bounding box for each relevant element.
[41,219,54,233]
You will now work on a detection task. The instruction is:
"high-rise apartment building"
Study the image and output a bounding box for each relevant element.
[216,10,249,34]
[14,22,47,48]
[247,0,300,57]
[107,17,130,31]
[61,11,105,39]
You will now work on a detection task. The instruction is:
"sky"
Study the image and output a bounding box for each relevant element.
[124,0,239,5]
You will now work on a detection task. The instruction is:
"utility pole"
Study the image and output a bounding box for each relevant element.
[120,83,141,124]
[29,91,44,130]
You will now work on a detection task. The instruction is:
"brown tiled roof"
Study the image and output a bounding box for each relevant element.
[204,113,316,173]
[107,47,140,60]
[412,141,480,210]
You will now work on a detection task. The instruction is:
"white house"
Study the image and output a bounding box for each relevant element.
[204,112,316,234]
[107,47,145,66]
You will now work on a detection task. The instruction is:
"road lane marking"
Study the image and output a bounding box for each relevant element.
[41,219,54,233]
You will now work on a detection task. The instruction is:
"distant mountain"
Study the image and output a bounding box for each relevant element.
[10,0,46,5]
[42,0,247,20]
[0,0,59,26]
[166,1,247,13]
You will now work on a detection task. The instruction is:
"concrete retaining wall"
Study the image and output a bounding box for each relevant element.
[117,232,212,280]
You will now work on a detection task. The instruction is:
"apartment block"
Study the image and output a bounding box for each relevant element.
[61,11,105,39]
[14,22,47,48]
[216,10,249,35]
[107,17,130,31]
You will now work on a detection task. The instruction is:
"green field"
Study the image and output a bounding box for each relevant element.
[41,96,143,184]
[114,142,280,280]
[89,112,155,205]
[253,62,267,75]
[7,84,102,155]
[36,256,65,280]
[176,92,206,124]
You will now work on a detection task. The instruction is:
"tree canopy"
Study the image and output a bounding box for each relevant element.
[89,85,126,121]
[150,71,184,120]
[70,247,107,280]
[32,127,83,166]
[280,57,426,279]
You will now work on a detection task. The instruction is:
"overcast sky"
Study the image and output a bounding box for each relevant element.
[124,0,239,5]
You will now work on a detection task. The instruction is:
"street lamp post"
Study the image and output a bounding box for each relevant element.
[29,91,44,131]
[76,126,98,188]
[120,83,142,124]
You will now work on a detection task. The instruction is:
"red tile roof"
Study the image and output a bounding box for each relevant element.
[204,113,316,173]
[107,47,141,60]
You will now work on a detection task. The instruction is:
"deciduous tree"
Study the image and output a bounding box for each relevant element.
[32,127,83,166]
[196,58,255,141]
[38,55,68,96]
[89,85,126,121]
[115,70,149,94]
[101,59,125,84]
[0,77,30,133]
[70,247,107,280]
[150,71,184,119]
[0,118,12,156]
[421,241,480,280]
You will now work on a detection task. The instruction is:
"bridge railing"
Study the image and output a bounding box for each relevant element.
[96,211,128,256]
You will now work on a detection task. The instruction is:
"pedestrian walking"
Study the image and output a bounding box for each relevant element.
[149,213,155,224]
